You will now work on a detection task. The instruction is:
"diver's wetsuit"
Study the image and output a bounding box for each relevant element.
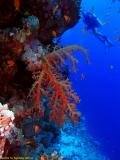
[92,28,113,47]
[82,11,113,47]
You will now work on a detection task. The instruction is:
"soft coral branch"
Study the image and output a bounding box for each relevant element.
[27,45,88,125]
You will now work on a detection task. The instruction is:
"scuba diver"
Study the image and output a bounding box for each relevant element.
[82,11,114,50]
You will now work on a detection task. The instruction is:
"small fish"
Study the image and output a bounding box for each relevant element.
[80,73,85,80]
[14,0,20,11]
[26,140,32,145]
[64,15,70,22]
[52,30,57,37]
[109,64,114,70]
[7,60,15,67]
[34,124,41,133]
[39,156,47,160]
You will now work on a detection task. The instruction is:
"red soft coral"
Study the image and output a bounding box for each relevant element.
[27,45,88,126]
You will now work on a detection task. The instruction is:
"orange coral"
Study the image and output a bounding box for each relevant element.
[27,45,88,126]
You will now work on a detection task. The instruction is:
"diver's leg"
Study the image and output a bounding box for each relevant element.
[92,29,113,47]
[104,37,114,47]
[92,29,106,43]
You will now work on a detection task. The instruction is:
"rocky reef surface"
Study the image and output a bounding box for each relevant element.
[53,118,110,160]
[0,0,81,43]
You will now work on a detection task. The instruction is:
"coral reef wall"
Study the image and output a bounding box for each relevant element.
[0,0,81,43]
[0,0,86,158]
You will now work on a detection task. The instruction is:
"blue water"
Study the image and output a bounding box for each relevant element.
[60,0,120,159]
